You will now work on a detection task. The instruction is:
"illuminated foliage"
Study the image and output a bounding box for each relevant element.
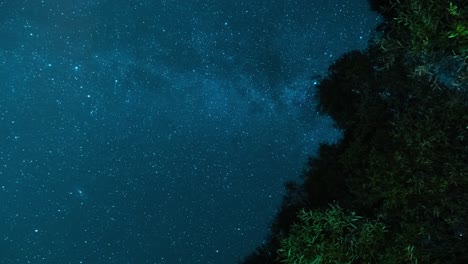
[278,204,393,264]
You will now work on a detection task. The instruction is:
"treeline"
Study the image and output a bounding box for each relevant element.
[241,0,467,263]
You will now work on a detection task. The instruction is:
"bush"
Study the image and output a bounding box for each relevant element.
[277,204,419,264]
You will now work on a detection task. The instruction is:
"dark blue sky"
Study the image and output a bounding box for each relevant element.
[0,1,379,263]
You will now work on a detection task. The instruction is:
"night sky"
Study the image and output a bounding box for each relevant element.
[0,1,379,263]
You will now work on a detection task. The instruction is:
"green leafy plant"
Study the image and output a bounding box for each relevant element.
[376,0,467,58]
[277,204,406,264]
[448,23,468,39]
[241,2,468,263]
[448,2,460,17]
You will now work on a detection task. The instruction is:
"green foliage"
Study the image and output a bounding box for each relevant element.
[277,204,419,264]
[448,23,468,39]
[241,1,468,263]
[338,75,467,262]
[282,41,468,264]
[381,0,468,57]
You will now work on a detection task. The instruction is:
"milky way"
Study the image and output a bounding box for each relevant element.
[0,1,379,263]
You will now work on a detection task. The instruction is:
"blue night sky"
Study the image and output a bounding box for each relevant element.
[0,1,379,263]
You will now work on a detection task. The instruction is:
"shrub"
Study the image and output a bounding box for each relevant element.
[277,204,417,264]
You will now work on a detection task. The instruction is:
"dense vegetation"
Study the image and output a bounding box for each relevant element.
[241,0,467,263]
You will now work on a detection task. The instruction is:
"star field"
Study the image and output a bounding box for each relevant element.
[0,0,379,263]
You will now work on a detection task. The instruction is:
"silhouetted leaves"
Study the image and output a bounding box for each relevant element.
[241,1,468,263]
